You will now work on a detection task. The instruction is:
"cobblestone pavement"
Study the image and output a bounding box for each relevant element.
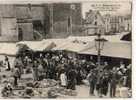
[0,68,131,98]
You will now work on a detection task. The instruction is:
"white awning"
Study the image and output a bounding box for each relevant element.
[17,40,56,51]
[52,40,88,52]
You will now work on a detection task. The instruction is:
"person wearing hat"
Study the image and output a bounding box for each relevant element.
[96,70,104,97]
[101,71,110,96]
[32,60,39,81]
[38,63,44,81]
[14,56,24,79]
[126,64,131,89]
[4,56,11,71]
[103,61,110,70]
[87,69,97,96]
[109,67,118,97]
[13,65,20,87]
[67,66,77,90]
[76,66,83,85]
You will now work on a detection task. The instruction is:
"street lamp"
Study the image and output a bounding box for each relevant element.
[95,33,107,68]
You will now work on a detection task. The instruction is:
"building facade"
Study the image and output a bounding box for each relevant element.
[0,3,82,41]
[123,15,131,32]
[84,10,105,35]
[0,5,19,41]
[51,3,82,38]
[104,14,131,34]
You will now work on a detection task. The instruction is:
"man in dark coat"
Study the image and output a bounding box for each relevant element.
[48,60,56,79]
[42,58,48,78]
[13,65,20,86]
[96,70,103,97]
[101,72,110,96]
[32,60,39,81]
[109,68,118,97]
[14,56,24,79]
[87,69,97,95]
[67,66,77,90]
[76,66,83,85]
[126,64,131,89]
[4,56,11,71]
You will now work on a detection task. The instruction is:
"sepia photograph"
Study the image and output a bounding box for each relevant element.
[0,0,132,98]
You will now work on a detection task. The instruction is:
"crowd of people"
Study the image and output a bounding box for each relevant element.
[0,52,132,97]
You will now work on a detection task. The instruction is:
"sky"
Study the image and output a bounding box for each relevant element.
[82,1,132,18]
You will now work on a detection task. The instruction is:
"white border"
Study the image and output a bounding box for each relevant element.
[132,0,135,99]
[0,0,132,4]
[0,0,134,100]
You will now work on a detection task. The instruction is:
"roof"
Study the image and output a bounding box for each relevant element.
[0,34,131,59]
[52,37,131,59]
[79,41,131,59]
[17,40,56,51]
[67,32,130,43]
[53,40,88,52]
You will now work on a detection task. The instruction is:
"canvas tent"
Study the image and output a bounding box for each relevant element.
[43,38,69,47]
[53,40,88,52]
[17,40,56,51]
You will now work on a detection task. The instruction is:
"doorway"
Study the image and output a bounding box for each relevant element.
[18,27,23,41]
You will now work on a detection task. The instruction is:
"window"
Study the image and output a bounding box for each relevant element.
[94,21,97,25]
[18,28,23,41]
[32,20,43,30]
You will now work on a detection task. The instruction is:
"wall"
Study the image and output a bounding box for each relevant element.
[0,5,15,18]
[0,18,18,41]
[52,3,82,37]
[124,19,131,32]
[84,11,105,35]
[0,5,18,41]
[18,22,34,41]
[0,4,83,41]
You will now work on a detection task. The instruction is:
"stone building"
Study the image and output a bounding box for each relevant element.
[103,14,111,34]
[0,3,82,41]
[104,14,131,34]
[123,15,131,32]
[51,3,83,38]
[109,16,124,33]
[0,5,19,41]
[83,10,105,35]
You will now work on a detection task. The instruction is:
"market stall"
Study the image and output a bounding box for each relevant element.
[53,40,88,52]
[17,40,56,51]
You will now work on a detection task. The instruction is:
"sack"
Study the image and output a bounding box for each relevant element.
[119,87,129,98]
